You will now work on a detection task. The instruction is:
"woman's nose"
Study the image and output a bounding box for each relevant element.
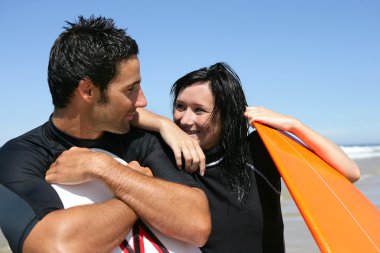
[180,109,195,126]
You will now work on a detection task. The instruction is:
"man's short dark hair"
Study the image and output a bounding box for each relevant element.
[48,15,139,108]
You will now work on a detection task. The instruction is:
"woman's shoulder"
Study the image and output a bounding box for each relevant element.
[246,130,281,185]
[247,129,276,163]
[247,130,265,151]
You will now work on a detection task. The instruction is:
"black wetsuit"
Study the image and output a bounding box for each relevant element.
[0,118,198,253]
[195,131,285,253]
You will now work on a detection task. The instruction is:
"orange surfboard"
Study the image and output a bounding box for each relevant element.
[253,122,380,253]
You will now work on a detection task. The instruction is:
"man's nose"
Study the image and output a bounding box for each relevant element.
[136,88,147,108]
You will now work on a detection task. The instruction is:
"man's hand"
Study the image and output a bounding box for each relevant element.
[46,147,152,184]
[128,161,153,177]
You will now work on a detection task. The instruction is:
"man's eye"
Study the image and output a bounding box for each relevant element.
[125,85,137,94]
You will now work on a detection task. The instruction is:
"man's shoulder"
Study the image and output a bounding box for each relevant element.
[123,126,163,144]
[1,122,49,151]
[127,126,160,137]
[115,127,166,159]
[0,121,57,180]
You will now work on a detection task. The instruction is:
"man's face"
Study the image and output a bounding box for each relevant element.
[91,56,147,134]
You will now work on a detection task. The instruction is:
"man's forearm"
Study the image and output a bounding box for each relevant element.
[23,198,137,253]
[94,160,211,246]
[46,148,211,246]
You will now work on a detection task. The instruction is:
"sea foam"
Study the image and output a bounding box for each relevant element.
[341,145,380,160]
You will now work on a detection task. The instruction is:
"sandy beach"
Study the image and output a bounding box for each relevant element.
[0,231,9,253]
[1,157,379,253]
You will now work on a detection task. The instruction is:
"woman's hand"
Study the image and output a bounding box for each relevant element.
[159,118,206,175]
[244,106,360,182]
[245,106,299,132]
[133,108,206,175]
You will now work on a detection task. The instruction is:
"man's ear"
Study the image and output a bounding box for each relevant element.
[77,79,95,102]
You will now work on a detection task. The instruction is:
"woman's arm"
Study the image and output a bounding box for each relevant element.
[132,108,206,175]
[245,107,360,182]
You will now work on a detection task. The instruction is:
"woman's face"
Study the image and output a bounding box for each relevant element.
[173,81,221,150]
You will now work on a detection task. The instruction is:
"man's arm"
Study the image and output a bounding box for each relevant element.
[0,145,142,253]
[23,198,137,253]
[0,175,138,253]
[46,147,211,246]
[24,160,154,253]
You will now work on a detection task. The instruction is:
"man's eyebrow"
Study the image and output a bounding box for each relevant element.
[127,79,141,87]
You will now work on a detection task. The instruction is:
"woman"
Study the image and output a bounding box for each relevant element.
[135,62,360,252]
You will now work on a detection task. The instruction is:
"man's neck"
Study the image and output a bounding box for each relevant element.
[52,108,103,140]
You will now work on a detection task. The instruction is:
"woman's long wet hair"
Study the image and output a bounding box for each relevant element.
[171,62,250,202]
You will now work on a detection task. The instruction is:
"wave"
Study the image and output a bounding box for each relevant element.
[341,145,380,160]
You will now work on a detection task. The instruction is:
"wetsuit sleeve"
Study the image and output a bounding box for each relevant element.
[0,184,38,253]
[0,141,63,253]
[125,129,200,188]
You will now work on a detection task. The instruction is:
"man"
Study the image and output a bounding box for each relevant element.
[0,16,210,253]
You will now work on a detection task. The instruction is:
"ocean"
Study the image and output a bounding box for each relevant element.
[1,145,380,253]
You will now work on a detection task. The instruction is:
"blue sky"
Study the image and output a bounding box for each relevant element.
[0,0,379,146]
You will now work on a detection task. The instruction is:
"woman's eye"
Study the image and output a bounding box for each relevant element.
[175,104,185,111]
[195,108,206,114]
